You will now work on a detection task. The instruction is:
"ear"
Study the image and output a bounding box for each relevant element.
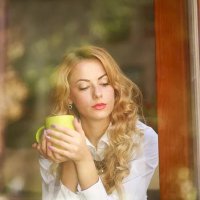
[68,100,73,105]
[67,95,73,105]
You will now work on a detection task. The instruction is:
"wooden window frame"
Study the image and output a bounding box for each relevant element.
[189,0,200,195]
[155,0,199,198]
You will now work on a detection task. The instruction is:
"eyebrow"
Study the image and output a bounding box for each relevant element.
[76,74,107,83]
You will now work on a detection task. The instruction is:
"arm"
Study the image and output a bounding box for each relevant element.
[79,126,158,200]
[46,119,113,200]
[33,131,81,200]
[39,156,82,200]
[61,161,78,192]
[46,119,100,193]
[46,119,159,200]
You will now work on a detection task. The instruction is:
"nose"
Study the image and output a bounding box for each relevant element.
[92,85,103,99]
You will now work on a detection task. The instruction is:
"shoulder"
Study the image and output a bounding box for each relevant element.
[136,120,158,145]
[123,121,158,183]
[136,121,159,167]
[136,120,158,160]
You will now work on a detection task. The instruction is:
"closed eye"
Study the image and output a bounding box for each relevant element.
[79,86,90,91]
[100,82,109,86]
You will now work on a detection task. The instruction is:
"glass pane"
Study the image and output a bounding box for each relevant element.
[0,0,159,199]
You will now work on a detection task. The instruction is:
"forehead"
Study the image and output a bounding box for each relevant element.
[69,59,106,82]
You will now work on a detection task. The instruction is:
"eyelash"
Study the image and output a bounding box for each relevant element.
[79,83,109,91]
[79,87,89,91]
[101,83,109,86]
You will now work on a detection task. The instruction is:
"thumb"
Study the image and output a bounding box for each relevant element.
[73,117,85,136]
[32,142,38,149]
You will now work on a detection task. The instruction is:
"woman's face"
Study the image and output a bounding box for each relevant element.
[69,59,115,122]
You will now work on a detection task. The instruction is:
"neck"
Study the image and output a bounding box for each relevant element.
[80,118,110,147]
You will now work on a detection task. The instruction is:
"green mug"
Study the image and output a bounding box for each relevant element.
[35,115,75,142]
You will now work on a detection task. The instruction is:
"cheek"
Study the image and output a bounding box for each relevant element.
[70,91,90,108]
[106,88,115,105]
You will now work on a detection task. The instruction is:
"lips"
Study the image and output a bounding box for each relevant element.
[92,103,107,110]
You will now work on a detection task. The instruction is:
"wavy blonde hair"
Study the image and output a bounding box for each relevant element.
[51,46,144,198]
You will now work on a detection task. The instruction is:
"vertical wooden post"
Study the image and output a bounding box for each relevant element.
[0,0,7,192]
[155,0,193,199]
[190,0,200,195]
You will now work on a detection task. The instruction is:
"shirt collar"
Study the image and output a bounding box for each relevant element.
[99,132,109,145]
[85,125,110,148]
[85,121,145,148]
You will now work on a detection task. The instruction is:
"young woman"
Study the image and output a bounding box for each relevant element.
[33,46,158,200]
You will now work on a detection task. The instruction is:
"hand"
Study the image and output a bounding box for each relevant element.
[32,130,69,163]
[45,118,93,163]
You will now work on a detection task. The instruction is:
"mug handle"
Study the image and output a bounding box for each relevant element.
[35,126,45,143]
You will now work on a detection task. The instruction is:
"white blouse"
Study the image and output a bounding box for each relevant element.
[39,121,158,200]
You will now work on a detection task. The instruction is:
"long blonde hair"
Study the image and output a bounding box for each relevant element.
[51,46,144,197]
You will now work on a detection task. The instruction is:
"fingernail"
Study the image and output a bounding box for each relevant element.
[48,146,53,150]
[45,135,51,139]
[46,129,51,134]
[51,124,56,128]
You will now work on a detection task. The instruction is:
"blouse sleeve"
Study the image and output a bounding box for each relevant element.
[39,156,82,200]
[80,178,114,200]
[79,125,158,200]
[120,125,159,200]
[39,123,158,200]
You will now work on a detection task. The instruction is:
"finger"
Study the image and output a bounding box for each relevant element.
[37,144,44,156]
[48,145,73,159]
[32,143,43,155]
[46,140,69,163]
[32,143,38,149]
[46,140,56,159]
[33,142,48,159]
[46,135,74,151]
[32,143,42,154]
[52,152,69,163]
[46,140,64,163]
[49,125,76,137]
[46,129,75,142]
[41,130,47,155]
[73,118,85,136]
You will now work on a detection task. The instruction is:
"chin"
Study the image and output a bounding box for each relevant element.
[79,107,113,121]
[89,110,111,121]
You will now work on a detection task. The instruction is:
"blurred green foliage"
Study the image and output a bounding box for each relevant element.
[5,0,155,148]
[1,0,156,198]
